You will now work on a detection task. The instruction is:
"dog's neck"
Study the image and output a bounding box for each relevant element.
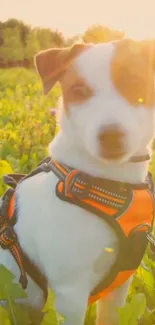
[49,131,150,185]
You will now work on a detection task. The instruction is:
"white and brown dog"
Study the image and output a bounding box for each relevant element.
[1,39,155,325]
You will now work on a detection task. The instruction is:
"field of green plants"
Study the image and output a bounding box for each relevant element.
[0,68,155,324]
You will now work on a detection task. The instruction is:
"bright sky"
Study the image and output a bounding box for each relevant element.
[1,0,155,40]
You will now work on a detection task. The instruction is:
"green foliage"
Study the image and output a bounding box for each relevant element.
[0,68,60,175]
[0,265,29,325]
[0,67,155,324]
[83,24,125,43]
[0,266,63,325]
[0,18,127,68]
[118,293,146,325]
[0,265,27,300]
[0,305,11,325]
[0,27,24,63]
[2,19,30,43]
[149,150,155,181]
[24,30,41,61]
[0,160,13,196]
[41,289,64,325]
[0,19,65,67]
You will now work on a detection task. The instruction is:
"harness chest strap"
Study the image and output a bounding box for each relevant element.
[48,160,155,303]
[0,158,155,304]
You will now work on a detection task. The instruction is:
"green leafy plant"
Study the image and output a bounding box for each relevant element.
[118,293,146,325]
[41,289,64,325]
[0,265,29,325]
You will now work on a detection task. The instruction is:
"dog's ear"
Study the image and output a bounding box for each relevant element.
[141,40,155,69]
[34,43,91,95]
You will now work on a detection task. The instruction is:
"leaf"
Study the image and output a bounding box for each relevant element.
[118,293,146,325]
[118,301,133,325]
[84,304,96,325]
[6,299,30,325]
[0,265,27,300]
[131,293,146,318]
[19,154,29,169]
[0,305,11,325]
[5,282,27,299]
[137,266,155,298]
[0,160,13,176]
[140,306,155,325]
[41,288,64,325]
[0,265,16,284]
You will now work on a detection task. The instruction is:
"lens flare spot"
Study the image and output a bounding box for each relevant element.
[138,97,144,104]
[104,247,114,253]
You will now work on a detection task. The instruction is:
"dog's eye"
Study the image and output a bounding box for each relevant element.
[70,84,92,100]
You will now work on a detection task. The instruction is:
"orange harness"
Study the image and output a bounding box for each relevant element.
[0,157,155,304]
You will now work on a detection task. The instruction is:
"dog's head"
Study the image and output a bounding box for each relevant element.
[35,39,155,164]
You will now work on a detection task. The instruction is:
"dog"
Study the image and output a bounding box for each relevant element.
[1,39,155,325]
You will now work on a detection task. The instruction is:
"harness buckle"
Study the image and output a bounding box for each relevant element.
[40,162,52,173]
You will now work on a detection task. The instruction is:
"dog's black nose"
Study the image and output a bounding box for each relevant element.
[98,124,125,159]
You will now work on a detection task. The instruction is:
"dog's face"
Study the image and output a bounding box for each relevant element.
[35,40,155,164]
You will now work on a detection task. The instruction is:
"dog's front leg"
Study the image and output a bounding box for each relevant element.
[96,278,132,325]
[53,281,90,325]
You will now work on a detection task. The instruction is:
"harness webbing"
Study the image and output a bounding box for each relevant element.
[0,157,155,302]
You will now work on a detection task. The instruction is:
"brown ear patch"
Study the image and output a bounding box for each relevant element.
[111,39,155,108]
[35,43,92,95]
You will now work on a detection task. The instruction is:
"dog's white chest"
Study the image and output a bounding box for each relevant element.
[8,170,118,306]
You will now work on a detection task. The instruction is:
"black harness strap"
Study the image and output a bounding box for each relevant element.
[22,251,48,301]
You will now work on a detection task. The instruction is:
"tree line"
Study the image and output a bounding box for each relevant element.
[0,19,125,68]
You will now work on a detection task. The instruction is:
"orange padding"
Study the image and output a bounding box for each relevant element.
[8,192,15,219]
[57,174,154,304]
[88,269,135,304]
